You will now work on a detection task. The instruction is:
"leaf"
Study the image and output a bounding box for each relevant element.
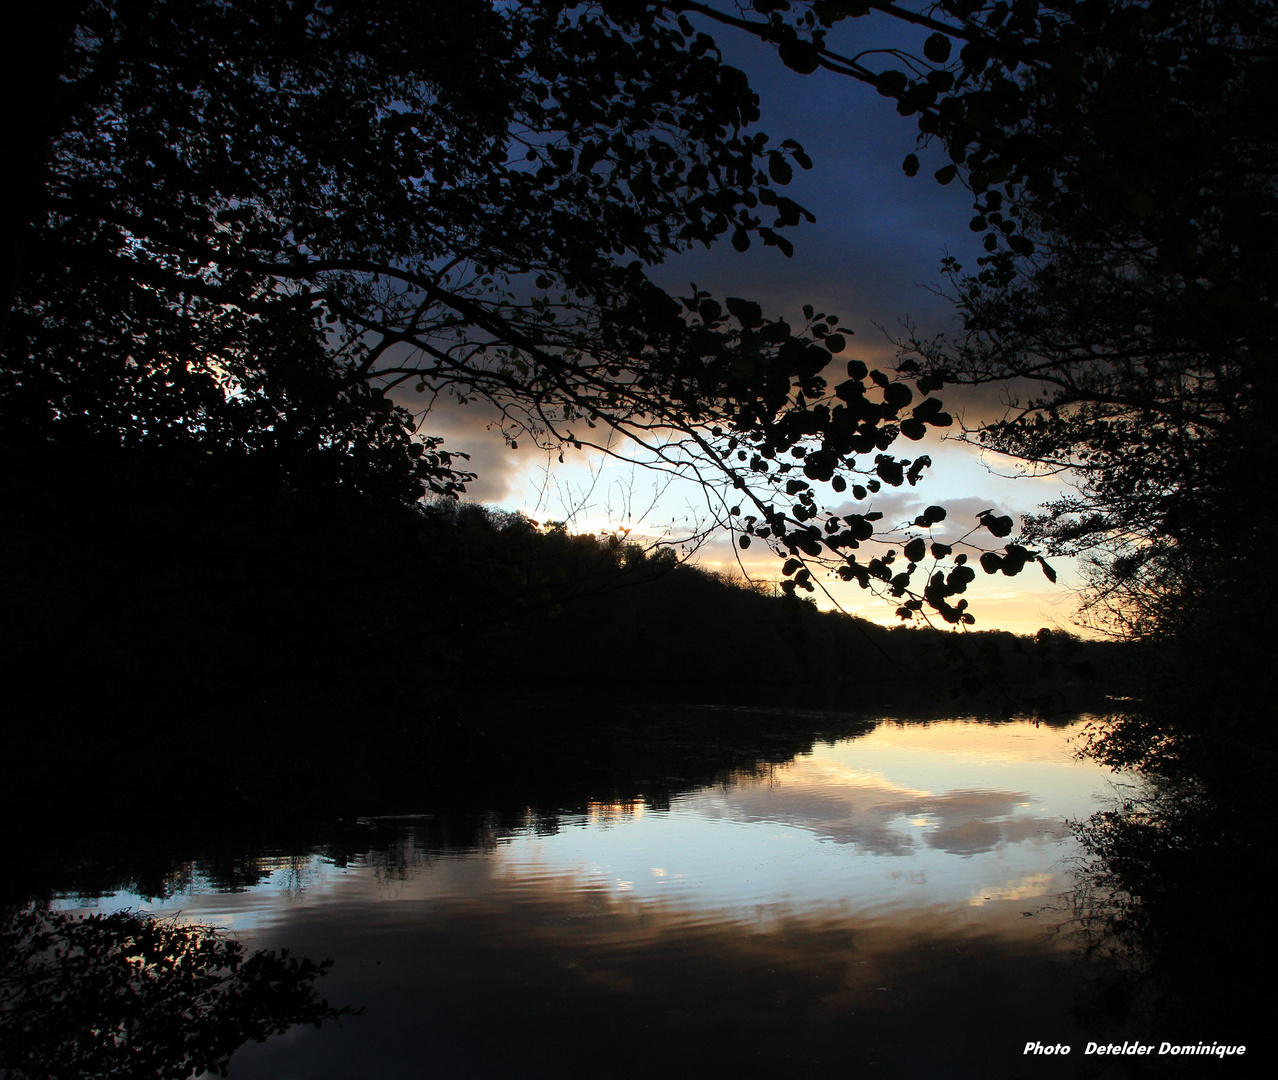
[774,196,814,225]
[906,455,931,485]
[883,382,913,410]
[765,230,795,257]
[758,319,791,343]
[876,69,908,97]
[725,297,764,328]
[902,153,920,177]
[979,510,1014,537]
[779,39,821,74]
[1038,556,1057,583]
[923,32,952,64]
[875,457,904,485]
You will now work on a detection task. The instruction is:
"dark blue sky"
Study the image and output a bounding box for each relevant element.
[652,13,983,346]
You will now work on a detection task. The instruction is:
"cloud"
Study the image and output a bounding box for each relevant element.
[405,395,527,504]
[705,763,1063,859]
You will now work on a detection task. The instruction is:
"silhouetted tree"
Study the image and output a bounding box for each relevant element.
[3,0,1046,630]
[3,0,826,499]
[687,4,1274,675]
[0,906,356,1079]
[1069,771,1272,1070]
[852,0,1278,770]
[867,0,1278,637]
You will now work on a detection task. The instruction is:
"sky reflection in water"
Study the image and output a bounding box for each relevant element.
[61,717,1125,1079]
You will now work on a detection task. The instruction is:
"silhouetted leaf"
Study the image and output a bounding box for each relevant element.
[979,511,1014,537]
[779,38,821,74]
[725,297,764,328]
[923,33,952,63]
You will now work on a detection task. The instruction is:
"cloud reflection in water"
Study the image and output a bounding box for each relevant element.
[55,718,1117,1079]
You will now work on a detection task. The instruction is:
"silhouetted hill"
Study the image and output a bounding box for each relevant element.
[2,453,1128,721]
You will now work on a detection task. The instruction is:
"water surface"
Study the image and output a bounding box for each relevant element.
[55,713,1124,1078]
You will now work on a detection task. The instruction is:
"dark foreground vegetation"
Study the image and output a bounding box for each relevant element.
[0,906,356,1080]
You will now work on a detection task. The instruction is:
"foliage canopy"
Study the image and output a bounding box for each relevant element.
[19,0,1266,640]
[684,0,1276,653]
[4,0,1054,632]
[739,0,1277,764]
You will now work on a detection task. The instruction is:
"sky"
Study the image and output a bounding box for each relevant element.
[417,11,1088,637]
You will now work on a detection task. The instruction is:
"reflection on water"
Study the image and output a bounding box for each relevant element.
[0,906,355,1078]
[1067,770,1269,1075]
[39,715,1129,1078]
